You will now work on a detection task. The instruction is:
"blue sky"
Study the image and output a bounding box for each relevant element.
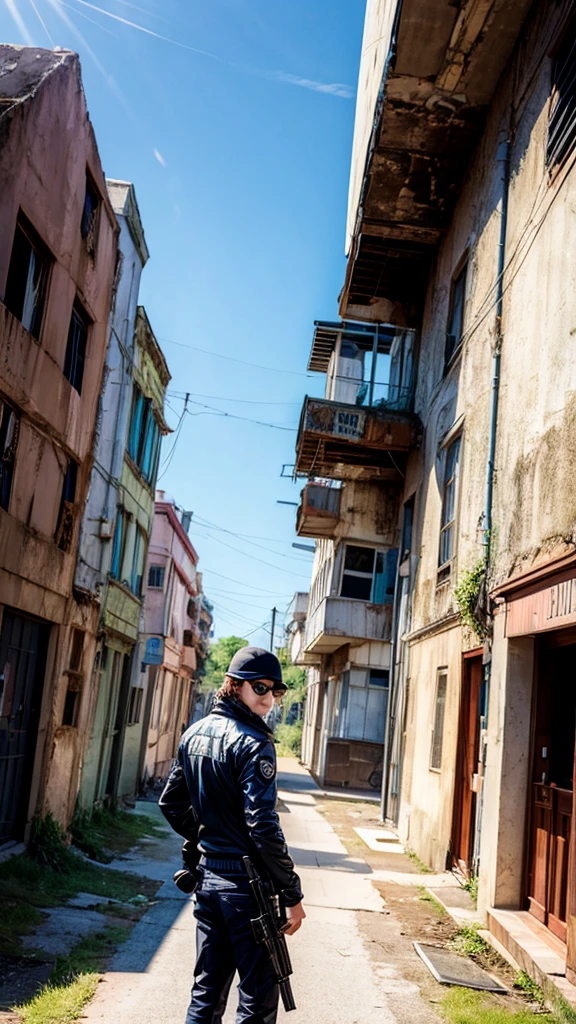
[1,0,365,647]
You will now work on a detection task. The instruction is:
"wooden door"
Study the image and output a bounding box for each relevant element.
[0,612,48,841]
[451,653,483,874]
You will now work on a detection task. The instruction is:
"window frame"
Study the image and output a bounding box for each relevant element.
[127,384,162,486]
[0,398,20,513]
[339,543,397,604]
[63,300,91,395]
[430,670,448,771]
[148,564,165,589]
[55,458,78,552]
[130,525,146,597]
[444,262,468,371]
[4,213,52,341]
[110,507,129,580]
[547,17,576,172]
[81,170,101,258]
[437,435,462,584]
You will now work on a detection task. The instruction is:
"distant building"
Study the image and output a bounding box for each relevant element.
[77,181,171,811]
[137,494,213,785]
[0,46,118,841]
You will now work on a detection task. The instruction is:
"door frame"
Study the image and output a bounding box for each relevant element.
[450,648,483,875]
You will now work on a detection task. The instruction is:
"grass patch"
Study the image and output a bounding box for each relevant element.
[441,986,558,1024]
[16,924,132,1024]
[449,924,491,959]
[0,895,45,953]
[17,972,100,1024]
[514,972,545,1006]
[0,851,160,912]
[274,722,302,758]
[418,887,447,917]
[69,807,166,863]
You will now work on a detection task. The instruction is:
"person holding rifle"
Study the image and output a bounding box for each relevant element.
[159,646,305,1024]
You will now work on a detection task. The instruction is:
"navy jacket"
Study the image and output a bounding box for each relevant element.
[158,695,303,907]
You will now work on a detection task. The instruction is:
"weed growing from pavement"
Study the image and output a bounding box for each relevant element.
[418,887,447,916]
[440,986,558,1024]
[514,972,545,1006]
[463,875,479,907]
[449,924,491,959]
[406,847,433,873]
[17,972,100,1024]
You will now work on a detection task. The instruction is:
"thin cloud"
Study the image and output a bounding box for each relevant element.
[28,0,55,45]
[5,0,34,44]
[71,0,226,61]
[154,147,166,167]
[267,71,354,99]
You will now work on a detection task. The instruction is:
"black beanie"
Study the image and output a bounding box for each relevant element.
[227,646,285,688]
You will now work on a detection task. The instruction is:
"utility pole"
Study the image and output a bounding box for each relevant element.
[270,606,277,651]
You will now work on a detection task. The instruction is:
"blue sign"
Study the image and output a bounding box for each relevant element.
[143,637,164,665]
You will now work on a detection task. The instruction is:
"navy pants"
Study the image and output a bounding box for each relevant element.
[187,862,279,1024]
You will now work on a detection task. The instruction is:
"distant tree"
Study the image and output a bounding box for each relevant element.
[201,635,248,693]
[277,646,307,703]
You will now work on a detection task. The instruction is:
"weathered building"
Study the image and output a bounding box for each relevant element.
[294,320,417,789]
[0,46,118,841]
[77,182,171,811]
[137,494,212,785]
[328,0,576,993]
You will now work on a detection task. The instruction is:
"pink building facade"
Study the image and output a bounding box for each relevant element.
[0,47,118,842]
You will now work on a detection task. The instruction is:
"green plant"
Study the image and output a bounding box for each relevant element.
[454,560,488,639]
[274,721,303,757]
[69,806,165,862]
[450,923,491,959]
[0,851,160,907]
[463,874,479,907]
[406,847,433,873]
[514,971,545,1006]
[418,887,446,916]
[29,814,76,873]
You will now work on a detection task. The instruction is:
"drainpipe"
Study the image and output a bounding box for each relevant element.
[473,126,511,874]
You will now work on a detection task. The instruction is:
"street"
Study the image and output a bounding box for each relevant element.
[82,760,438,1024]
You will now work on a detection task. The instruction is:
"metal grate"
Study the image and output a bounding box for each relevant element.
[547,20,576,169]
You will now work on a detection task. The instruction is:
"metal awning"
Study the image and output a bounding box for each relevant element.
[308,319,401,373]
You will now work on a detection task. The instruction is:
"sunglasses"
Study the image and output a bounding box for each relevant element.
[248,680,286,698]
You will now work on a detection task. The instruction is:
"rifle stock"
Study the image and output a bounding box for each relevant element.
[243,856,296,1013]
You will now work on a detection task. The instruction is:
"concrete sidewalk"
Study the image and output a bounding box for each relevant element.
[83,759,437,1024]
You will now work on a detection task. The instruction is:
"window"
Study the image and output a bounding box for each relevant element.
[110,507,129,579]
[401,496,414,562]
[4,216,51,339]
[430,671,448,770]
[369,669,390,688]
[547,20,576,170]
[63,302,90,395]
[127,685,144,725]
[444,264,467,369]
[62,627,84,727]
[337,668,389,743]
[55,459,78,552]
[0,399,20,512]
[81,173,100,257]
[148,564,165,589]
[340,544,397,604]
[127,385,161,485]
[130,527,146,596]
[438,437,461,582]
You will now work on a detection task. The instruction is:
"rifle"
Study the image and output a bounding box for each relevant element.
[242,856,296,1012]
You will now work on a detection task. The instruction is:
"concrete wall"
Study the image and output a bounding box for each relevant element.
[0,47,118,833]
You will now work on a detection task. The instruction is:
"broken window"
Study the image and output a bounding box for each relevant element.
[62,627,84,727]
[4,215,51,339]
[55,459,78,552]
[340,544,397,604]
[444,264,467,369]
[547,21,576,170]
[63,302,90,395]
[438,437,461,582]
[430,671,448,770]
[0,399,20,512]
[148,564,165,589]
[81,173,100,257]
[127,385,161,485]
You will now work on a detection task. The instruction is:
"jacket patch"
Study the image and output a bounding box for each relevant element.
[259,758,275,781]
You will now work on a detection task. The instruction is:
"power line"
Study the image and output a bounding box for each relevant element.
[166,389,300,407]
[202,567,299,594]
[195,528,311,579]
[159,336,313,379]
[182,402,297,433]
[190,517,310,564]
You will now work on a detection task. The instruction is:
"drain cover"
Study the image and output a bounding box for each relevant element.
[413,943,507,993]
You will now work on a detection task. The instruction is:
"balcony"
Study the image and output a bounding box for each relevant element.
[296,483,341,539]
[295,397,420,482]
[304,596,392,654]
[289,624,321,666]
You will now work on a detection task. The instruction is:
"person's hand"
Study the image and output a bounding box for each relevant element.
[284,901,306,935]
